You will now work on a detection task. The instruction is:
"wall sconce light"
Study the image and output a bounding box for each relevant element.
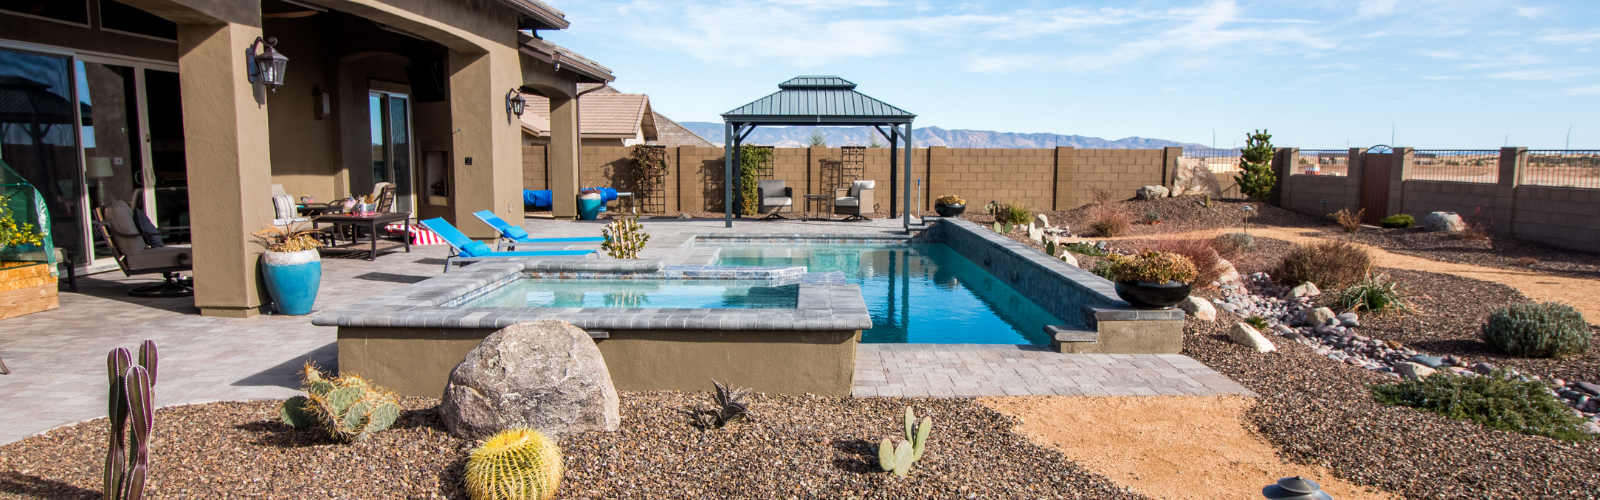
[312,87,329,120]
[246,36,289,92]
[505,89,526,117]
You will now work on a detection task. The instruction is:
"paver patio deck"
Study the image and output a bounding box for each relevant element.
[0,216,1246,445]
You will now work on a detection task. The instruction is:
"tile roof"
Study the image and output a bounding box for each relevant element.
[650,112,715,147]
[519,89,652,138]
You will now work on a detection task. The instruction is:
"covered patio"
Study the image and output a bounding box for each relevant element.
[720,76,920,230]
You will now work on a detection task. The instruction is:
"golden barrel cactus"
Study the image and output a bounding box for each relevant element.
[464,428,564,500]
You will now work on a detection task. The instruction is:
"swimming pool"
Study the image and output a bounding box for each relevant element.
[710,243,1062,345]
[460,278,799,309]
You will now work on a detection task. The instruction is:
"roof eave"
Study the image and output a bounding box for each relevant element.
[501,0,570,30]
[719,115,916,125]
[518,34,616,83]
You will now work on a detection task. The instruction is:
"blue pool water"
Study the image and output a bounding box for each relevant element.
[463,279,798,309]
[711,243,1062,345]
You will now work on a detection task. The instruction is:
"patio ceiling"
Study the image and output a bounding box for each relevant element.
[720,76,918,229]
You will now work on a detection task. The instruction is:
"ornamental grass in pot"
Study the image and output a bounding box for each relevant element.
[933,194,966,217]
[1106,249,1198,309]
[253,222,324,315]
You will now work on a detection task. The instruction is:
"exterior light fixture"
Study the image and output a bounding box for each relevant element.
[505,89,526,117]
[246,36,289,92]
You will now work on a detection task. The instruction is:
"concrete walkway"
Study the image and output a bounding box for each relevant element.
[1,216,1249,445]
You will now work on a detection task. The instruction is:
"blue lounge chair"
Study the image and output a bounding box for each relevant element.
[419,218,594,273]
[471,210,604,250]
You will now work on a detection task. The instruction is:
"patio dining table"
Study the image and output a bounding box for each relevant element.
[312,212,411,261]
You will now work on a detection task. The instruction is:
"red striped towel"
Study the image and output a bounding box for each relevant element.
[383,223,445,245]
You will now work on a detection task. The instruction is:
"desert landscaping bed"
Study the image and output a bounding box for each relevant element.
[1340,227,1600,279]
[0,394,1145,500]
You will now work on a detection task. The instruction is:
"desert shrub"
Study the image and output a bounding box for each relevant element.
[1244,316,1269,331]
[1087,190,1130,237]
[1380,214,1415,228]
[1066,242,1107,256]
[995,201,1033,226]
[1336,273,1413,314]
[1214,232,1254,252]
[1461,220,1491,242]
[1105,250,1199,284]
[1481,302,1591,358]
[1371,370,1592,442]
[601,218,649,259]
[1514,257,1539,267]
[1273,240,1372,290]
[1153,238,1230,288]
[1144,210,1161,224]
[1331,208,1364,232]
[1089,258,1116,280]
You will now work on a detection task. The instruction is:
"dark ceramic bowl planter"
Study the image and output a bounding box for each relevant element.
[934,203,965,217]
[1115,280,1192,310]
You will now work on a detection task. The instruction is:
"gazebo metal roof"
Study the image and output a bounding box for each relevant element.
[722,76,914,125]
[720,76,919,229]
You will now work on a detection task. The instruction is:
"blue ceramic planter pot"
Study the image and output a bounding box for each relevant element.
[262,249,321,315]
[578,197,604,220]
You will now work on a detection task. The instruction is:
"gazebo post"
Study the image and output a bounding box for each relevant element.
[888,124,899,219]
[902,120,914,230]
[724,121,734,228]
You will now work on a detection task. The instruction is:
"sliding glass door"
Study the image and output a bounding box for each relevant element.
[0,47,85,264]
[369,91,412,213]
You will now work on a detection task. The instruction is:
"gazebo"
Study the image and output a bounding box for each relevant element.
[720,76,917,229]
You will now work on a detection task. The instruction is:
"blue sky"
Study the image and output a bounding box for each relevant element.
[543,0,1600,149]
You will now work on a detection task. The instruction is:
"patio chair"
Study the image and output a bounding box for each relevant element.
[418,218,595,273]
[270,184,307,226]
[471,210,603,251]
[757,180,793,219]
[94,200,193,297]
[833,180,875,221]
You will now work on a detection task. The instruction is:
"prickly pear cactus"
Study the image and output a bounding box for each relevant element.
[283,362,401,442]
[879,407,934,477]
[465,428,564,500]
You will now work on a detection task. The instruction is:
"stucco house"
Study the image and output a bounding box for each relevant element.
[0,0,611,317]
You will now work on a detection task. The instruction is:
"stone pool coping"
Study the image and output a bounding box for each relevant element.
[310,258,871,332]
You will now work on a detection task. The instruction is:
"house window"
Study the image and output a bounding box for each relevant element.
[0,0,89,25]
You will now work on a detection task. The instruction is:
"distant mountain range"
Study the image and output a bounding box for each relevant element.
[678,122,1208,149]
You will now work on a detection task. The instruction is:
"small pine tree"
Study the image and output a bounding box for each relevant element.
[868,134,886,148]
[807,129,827,147]
[1236,129,1276,201]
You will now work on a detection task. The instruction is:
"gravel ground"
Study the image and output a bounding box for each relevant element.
[1342,227,1600,279]
[1308,268,1600,385]
[1185,314,1600,499]
[0,393,1145,500]
[960,196,1332,239]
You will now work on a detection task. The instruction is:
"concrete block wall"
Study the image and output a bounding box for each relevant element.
[1282,175,1360,216]
[1512,186,1600,249]
[527,146,1173,214]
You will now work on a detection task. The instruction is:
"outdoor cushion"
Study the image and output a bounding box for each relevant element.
[503,225,532,240]
[834,197,861,207]
[272,194,297,219]
[134,208,166,248]
[758,180,786,193]
[458,240,495,258]
[849,180,875,197]
[104,200,147,255]
[125,245,191,270]
[762,197,793,206]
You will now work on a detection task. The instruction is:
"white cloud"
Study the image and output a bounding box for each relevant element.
[1419,75,1461,80]
[1565,84,1600,95]
[1488,68,1597,80]
[1514,6,1548,18]
[1541,30,1600,45]
[1358,0,1398,16]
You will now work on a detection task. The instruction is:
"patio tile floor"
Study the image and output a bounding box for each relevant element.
[852,344,1254,398]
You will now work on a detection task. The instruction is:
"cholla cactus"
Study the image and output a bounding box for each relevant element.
[878,407,932,477]
[279,363,400,442]
[464,428,564,500]
[105,340,157,500]
[601,217,649,259]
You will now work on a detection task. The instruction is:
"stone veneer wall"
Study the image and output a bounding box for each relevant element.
[526,146,1177,214]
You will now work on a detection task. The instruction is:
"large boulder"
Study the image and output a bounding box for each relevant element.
[1137,185,1170,200]
[1033,214,1050,231]
[1059,252,1079,268]
[1179,296,1217,322]
[1214,259,1241,285]
[1228,323,1276,353]
[1171,157,1224,198]
[1423,212,1464,232]
[441,320,620,439]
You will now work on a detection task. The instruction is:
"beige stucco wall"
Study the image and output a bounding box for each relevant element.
[337,326,861,398]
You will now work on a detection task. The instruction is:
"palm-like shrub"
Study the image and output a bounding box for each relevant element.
[1481,302,1591,358]
[464,428,565,500]
[1273,240,1372,289]
[1336,273,1413,314]
[995,201,1032,226]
